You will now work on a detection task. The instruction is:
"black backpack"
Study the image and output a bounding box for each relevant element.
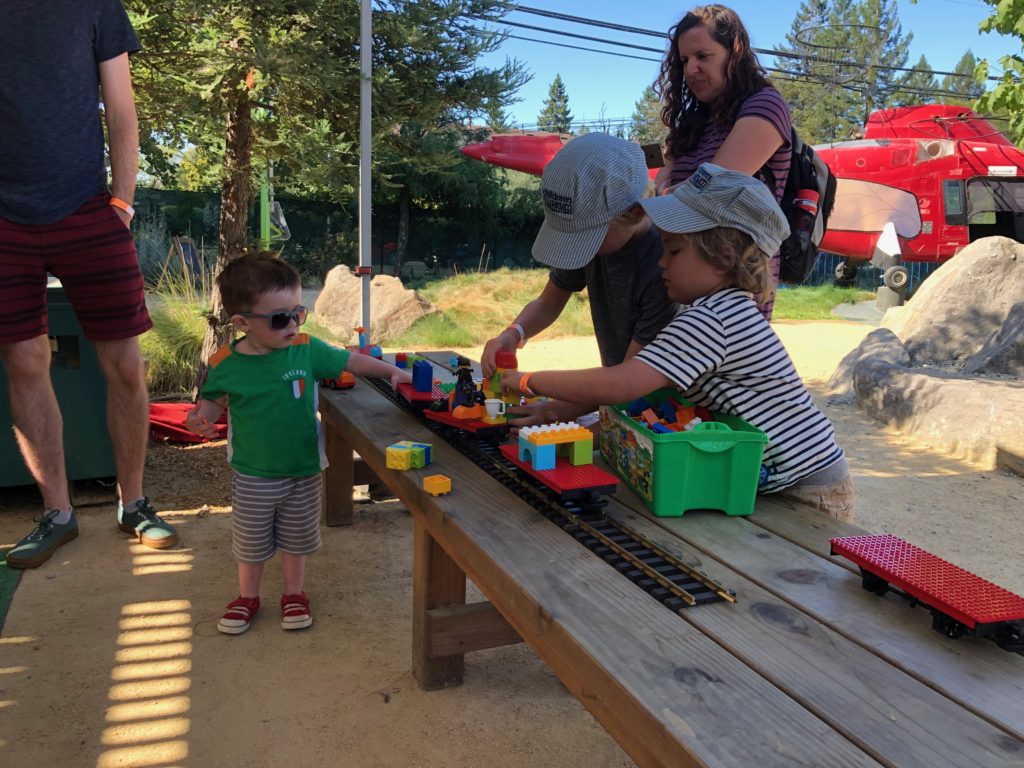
[765,128,838,283]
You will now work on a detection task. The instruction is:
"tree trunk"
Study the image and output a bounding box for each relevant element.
[394,184,411,281]
[194,86,254,392]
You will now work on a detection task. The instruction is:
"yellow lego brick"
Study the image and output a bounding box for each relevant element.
[423,474,452,496]
[386,445,413,470]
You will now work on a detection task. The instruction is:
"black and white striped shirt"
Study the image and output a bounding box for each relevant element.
[634,288,844,493]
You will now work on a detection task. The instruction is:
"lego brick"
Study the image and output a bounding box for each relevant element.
[412,360,434,393]
[395,440,430,468]
[423,474,451,496]
[499,443,618,497]
[520,422,593,446]
[386,444,413,470]
[831,534,1024,627]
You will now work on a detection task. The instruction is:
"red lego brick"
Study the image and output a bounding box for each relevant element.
[397,382,447,403]
[499,443,618,496]
[423,408,509,436]
[831,534,1024,628]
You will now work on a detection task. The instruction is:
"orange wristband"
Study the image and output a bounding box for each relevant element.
[519,372,536,396]
[109,197,135,218]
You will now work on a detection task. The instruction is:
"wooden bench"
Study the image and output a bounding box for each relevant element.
[319,352,1024,767]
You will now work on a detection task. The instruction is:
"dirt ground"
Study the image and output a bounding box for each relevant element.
[1,319,1022,767]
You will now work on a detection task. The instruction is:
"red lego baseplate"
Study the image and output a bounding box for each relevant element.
[499,443,618,496]
[423,408,508,435]
[397,382,448,403]
[830,534,1024,629]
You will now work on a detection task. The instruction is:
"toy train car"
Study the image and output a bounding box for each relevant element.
[831,534,1024,654]
[392,355,618,503]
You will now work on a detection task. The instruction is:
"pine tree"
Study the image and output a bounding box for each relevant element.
[628,85,664,144]
[940,50,985,104]
[537,74,573,133]
[773,0,912,143]
[891,55,937,106]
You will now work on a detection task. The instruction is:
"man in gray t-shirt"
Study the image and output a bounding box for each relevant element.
[481,133,677,425]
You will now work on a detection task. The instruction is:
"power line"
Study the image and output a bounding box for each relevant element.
[507,3,1004,82]
[501,28,984,102]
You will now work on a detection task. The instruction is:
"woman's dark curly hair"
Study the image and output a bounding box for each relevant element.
[656,5,772,159]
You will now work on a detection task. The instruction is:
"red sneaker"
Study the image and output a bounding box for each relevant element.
[281,592,312,630]
[218,596,260,635]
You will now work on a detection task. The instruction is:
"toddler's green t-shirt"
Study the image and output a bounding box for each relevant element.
[201,333,351,477]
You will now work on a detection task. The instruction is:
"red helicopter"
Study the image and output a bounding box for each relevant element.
[462,105,1024,295]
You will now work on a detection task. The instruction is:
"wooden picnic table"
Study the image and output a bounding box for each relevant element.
[319,352,1024,768]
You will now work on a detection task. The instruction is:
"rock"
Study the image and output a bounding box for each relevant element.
[828,237,1024,474]
[314,267,438,344]
[881,236,1024,366]
[962,302,1024,377]
[852,358,1024,470]
[826,328,910,397]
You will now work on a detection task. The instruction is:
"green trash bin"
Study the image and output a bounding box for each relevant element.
[0,283,116,488]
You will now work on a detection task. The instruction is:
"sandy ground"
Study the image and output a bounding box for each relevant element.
[1,319,1022,767]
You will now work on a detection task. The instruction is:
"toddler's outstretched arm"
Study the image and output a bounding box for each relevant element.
[345,354,412,390]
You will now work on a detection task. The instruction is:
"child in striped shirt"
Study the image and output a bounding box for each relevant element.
[502,163,853,521]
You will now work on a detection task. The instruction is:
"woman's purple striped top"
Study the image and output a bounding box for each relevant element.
[668,87,792,202]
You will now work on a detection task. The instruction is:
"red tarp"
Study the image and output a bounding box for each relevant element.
[149,402,227,444]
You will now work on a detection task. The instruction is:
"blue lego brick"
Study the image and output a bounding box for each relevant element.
[412,359,433,393]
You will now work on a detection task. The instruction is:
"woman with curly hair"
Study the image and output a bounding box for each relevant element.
[654,4,792,319]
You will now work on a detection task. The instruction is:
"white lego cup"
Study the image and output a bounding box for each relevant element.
[484,399,506,418]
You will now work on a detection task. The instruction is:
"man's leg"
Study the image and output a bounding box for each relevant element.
[2,336,79,569]
[1,336,71,509]
[94,337,147,501]
[94,337,179,549]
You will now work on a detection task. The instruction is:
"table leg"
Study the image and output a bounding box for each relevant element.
[323,421,355,526]
[413,519,467,689]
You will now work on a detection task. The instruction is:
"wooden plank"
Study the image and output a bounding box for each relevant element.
[322,414,354,526]
[598,498,1024,766]
[610,488,1024,742]
[319,381,881,768]
[426,601,522,658]
[413,520,467,689]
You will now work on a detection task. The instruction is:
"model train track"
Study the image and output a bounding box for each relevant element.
[364,376,736,611]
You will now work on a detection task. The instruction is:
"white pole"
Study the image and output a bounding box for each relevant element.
[359,0,372,332]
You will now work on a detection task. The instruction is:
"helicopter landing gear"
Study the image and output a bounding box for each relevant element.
[876,264,910,311]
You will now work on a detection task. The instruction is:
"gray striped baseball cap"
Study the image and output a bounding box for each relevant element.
[640,163,790,256]
[532,133,650,270]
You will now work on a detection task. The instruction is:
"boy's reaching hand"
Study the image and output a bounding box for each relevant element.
[390,367,413,391]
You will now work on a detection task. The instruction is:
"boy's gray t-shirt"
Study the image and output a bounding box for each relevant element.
[549,225,677,366]
[0,1,140,225]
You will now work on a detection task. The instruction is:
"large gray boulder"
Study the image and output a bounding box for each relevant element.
[882,236,1024,366]
[314,267,438,344]
[831,237,1024,474]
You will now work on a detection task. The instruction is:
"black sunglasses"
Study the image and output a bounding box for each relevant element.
[241,305,307,330]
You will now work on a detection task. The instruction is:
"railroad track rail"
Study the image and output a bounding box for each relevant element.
[363,376,736,612]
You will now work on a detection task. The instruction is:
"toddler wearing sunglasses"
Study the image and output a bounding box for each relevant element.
[186,252,412,635]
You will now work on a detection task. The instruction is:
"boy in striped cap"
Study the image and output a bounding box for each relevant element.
[481,132,677,427]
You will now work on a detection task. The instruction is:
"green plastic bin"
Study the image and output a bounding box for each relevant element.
[0,284,116,488]
[598,388,768,517]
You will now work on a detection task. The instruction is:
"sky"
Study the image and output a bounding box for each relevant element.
[477,0,1022,130]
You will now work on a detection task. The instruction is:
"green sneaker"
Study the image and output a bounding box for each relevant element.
[6,510,79,569]
[117,498,179,550]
